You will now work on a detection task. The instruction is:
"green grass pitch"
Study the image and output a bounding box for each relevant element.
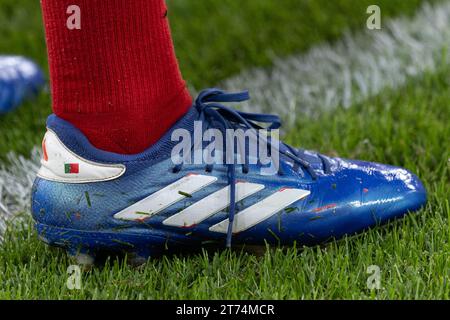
[0,0,448,299]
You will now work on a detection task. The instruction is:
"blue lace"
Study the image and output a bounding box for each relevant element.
[172,88,330,247]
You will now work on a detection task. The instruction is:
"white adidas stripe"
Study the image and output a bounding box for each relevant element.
[163,182,264,228]
[209,188,310,234]
[113,174,217,221]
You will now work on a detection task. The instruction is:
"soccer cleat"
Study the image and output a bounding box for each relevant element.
[32,89,427,262]
[0,56,45,114]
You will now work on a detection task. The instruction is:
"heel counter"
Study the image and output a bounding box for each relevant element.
[33,130,128,229]
[37,129,126,183]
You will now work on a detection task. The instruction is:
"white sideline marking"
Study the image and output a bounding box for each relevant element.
[113,174,217,221]
[0,148,40,242]
[221,2,450,127]
[163,182,264,228]
[209,188,310,234]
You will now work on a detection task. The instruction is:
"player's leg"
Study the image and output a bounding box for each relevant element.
[41,0,191,154]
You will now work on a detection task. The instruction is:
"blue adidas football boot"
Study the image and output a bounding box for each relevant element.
[32,89,426,265]
[0,56,45,114]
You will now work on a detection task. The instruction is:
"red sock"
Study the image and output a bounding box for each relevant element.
[40,0,192,154]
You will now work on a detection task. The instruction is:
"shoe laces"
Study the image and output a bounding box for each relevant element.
[172,88,330,247]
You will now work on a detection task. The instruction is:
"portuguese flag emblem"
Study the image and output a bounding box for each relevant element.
[64,163,79,174]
